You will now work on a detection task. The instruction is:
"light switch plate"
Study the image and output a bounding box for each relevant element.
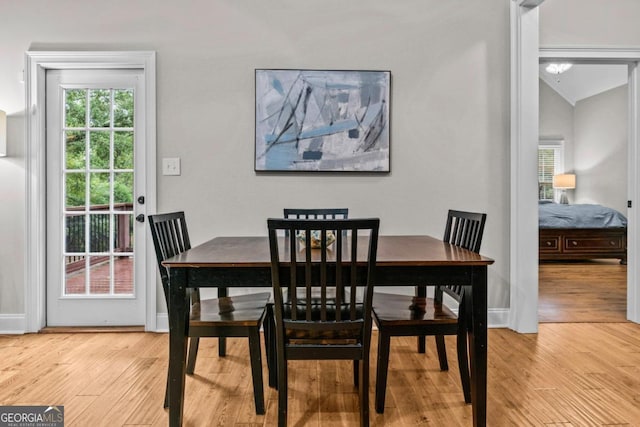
[162,157,181,176]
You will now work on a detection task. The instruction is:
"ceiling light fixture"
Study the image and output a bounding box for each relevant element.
[545,63,573,74]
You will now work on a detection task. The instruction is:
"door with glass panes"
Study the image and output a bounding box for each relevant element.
[46,69,147,326]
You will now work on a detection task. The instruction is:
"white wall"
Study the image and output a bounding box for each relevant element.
[540,0,640,213]
[0,0,513,327]
[574,85,628,213]
[540,0,640,46]
[539,80,575,171]
[539,79,575,200]
[0,116,25,314]
[539,79,628,212]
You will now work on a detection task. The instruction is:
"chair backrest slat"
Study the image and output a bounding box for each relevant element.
[304,228,313,321]
[350,229,358,321]
[320,228,327,321]
[287,229,298,319]
[335,226,343,311]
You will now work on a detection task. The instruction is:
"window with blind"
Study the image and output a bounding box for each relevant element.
[538,141,564,200]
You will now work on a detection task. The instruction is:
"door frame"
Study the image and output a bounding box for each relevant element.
[25,51,157,332]
[510,1,640,332]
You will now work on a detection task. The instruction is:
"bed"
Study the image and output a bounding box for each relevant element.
[539,202,628,264]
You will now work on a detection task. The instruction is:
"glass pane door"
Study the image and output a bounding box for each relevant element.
[63,87,135,296]
[46,68,147,327]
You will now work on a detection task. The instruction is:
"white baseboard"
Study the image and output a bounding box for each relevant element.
[488,308,510,328]
[155,313,168,333]
[3,308,510,335]
[153,309,511,334]
[0,314,27,334]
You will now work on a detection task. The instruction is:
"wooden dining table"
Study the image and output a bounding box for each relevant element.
[162,234,494,427]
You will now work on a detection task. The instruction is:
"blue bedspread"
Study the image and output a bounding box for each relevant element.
[539,202,627,228]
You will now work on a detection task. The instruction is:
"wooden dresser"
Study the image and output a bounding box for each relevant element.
[539,227,627,264]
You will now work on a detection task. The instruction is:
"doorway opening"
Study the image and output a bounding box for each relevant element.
[537,61,630,323]
[25,51,157,332]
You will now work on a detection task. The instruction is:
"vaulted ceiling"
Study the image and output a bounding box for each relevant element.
[539,63,628,106]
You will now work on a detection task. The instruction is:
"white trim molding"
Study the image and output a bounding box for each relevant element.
[155,308,511,335]
[510,1,541,333]
[24,51,157,332]
[0,314,27,334]
[156,313,169,333]
[0,109,6,157]
[540,46,640,62]
[487,309,511,329]
[629,60,640,323]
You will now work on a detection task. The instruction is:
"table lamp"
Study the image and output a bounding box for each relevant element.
[553,173,576,204]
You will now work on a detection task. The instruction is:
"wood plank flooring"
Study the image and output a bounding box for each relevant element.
[2,324,640,426]
[539,260,627,323]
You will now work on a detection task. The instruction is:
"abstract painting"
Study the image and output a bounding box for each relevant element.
[255,69,390,172]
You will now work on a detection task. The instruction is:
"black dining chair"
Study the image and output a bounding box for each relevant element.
[267,217,380,427]
[148,211,270,414]
[265,208,352,388]
[371,209,487,413]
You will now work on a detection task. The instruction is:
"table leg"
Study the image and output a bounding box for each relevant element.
[468,266,488,427]
[415,285,427,353]
[168,268,189,427]
[264,303,277,388]
[218,287,228,356]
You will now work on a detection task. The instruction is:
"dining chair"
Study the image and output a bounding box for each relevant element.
[371,209,487,413]
[265,207,351,388]
[148,211,270,414]
[267,217,380,427]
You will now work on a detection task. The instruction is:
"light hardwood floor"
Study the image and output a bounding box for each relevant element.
[539,260,627,323]
[2,324,640,426]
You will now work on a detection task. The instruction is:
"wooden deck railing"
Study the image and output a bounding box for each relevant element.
[65,203,134,273]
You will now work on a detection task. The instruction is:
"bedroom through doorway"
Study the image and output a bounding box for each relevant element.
[538,61,630,323]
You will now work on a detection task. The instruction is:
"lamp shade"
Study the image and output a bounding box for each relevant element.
[553,174,576,189]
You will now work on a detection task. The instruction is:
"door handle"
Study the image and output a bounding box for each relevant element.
[137,196,145,204]
[136,214,145,223]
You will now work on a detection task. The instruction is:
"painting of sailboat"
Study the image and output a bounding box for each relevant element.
[255,69,390,172]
